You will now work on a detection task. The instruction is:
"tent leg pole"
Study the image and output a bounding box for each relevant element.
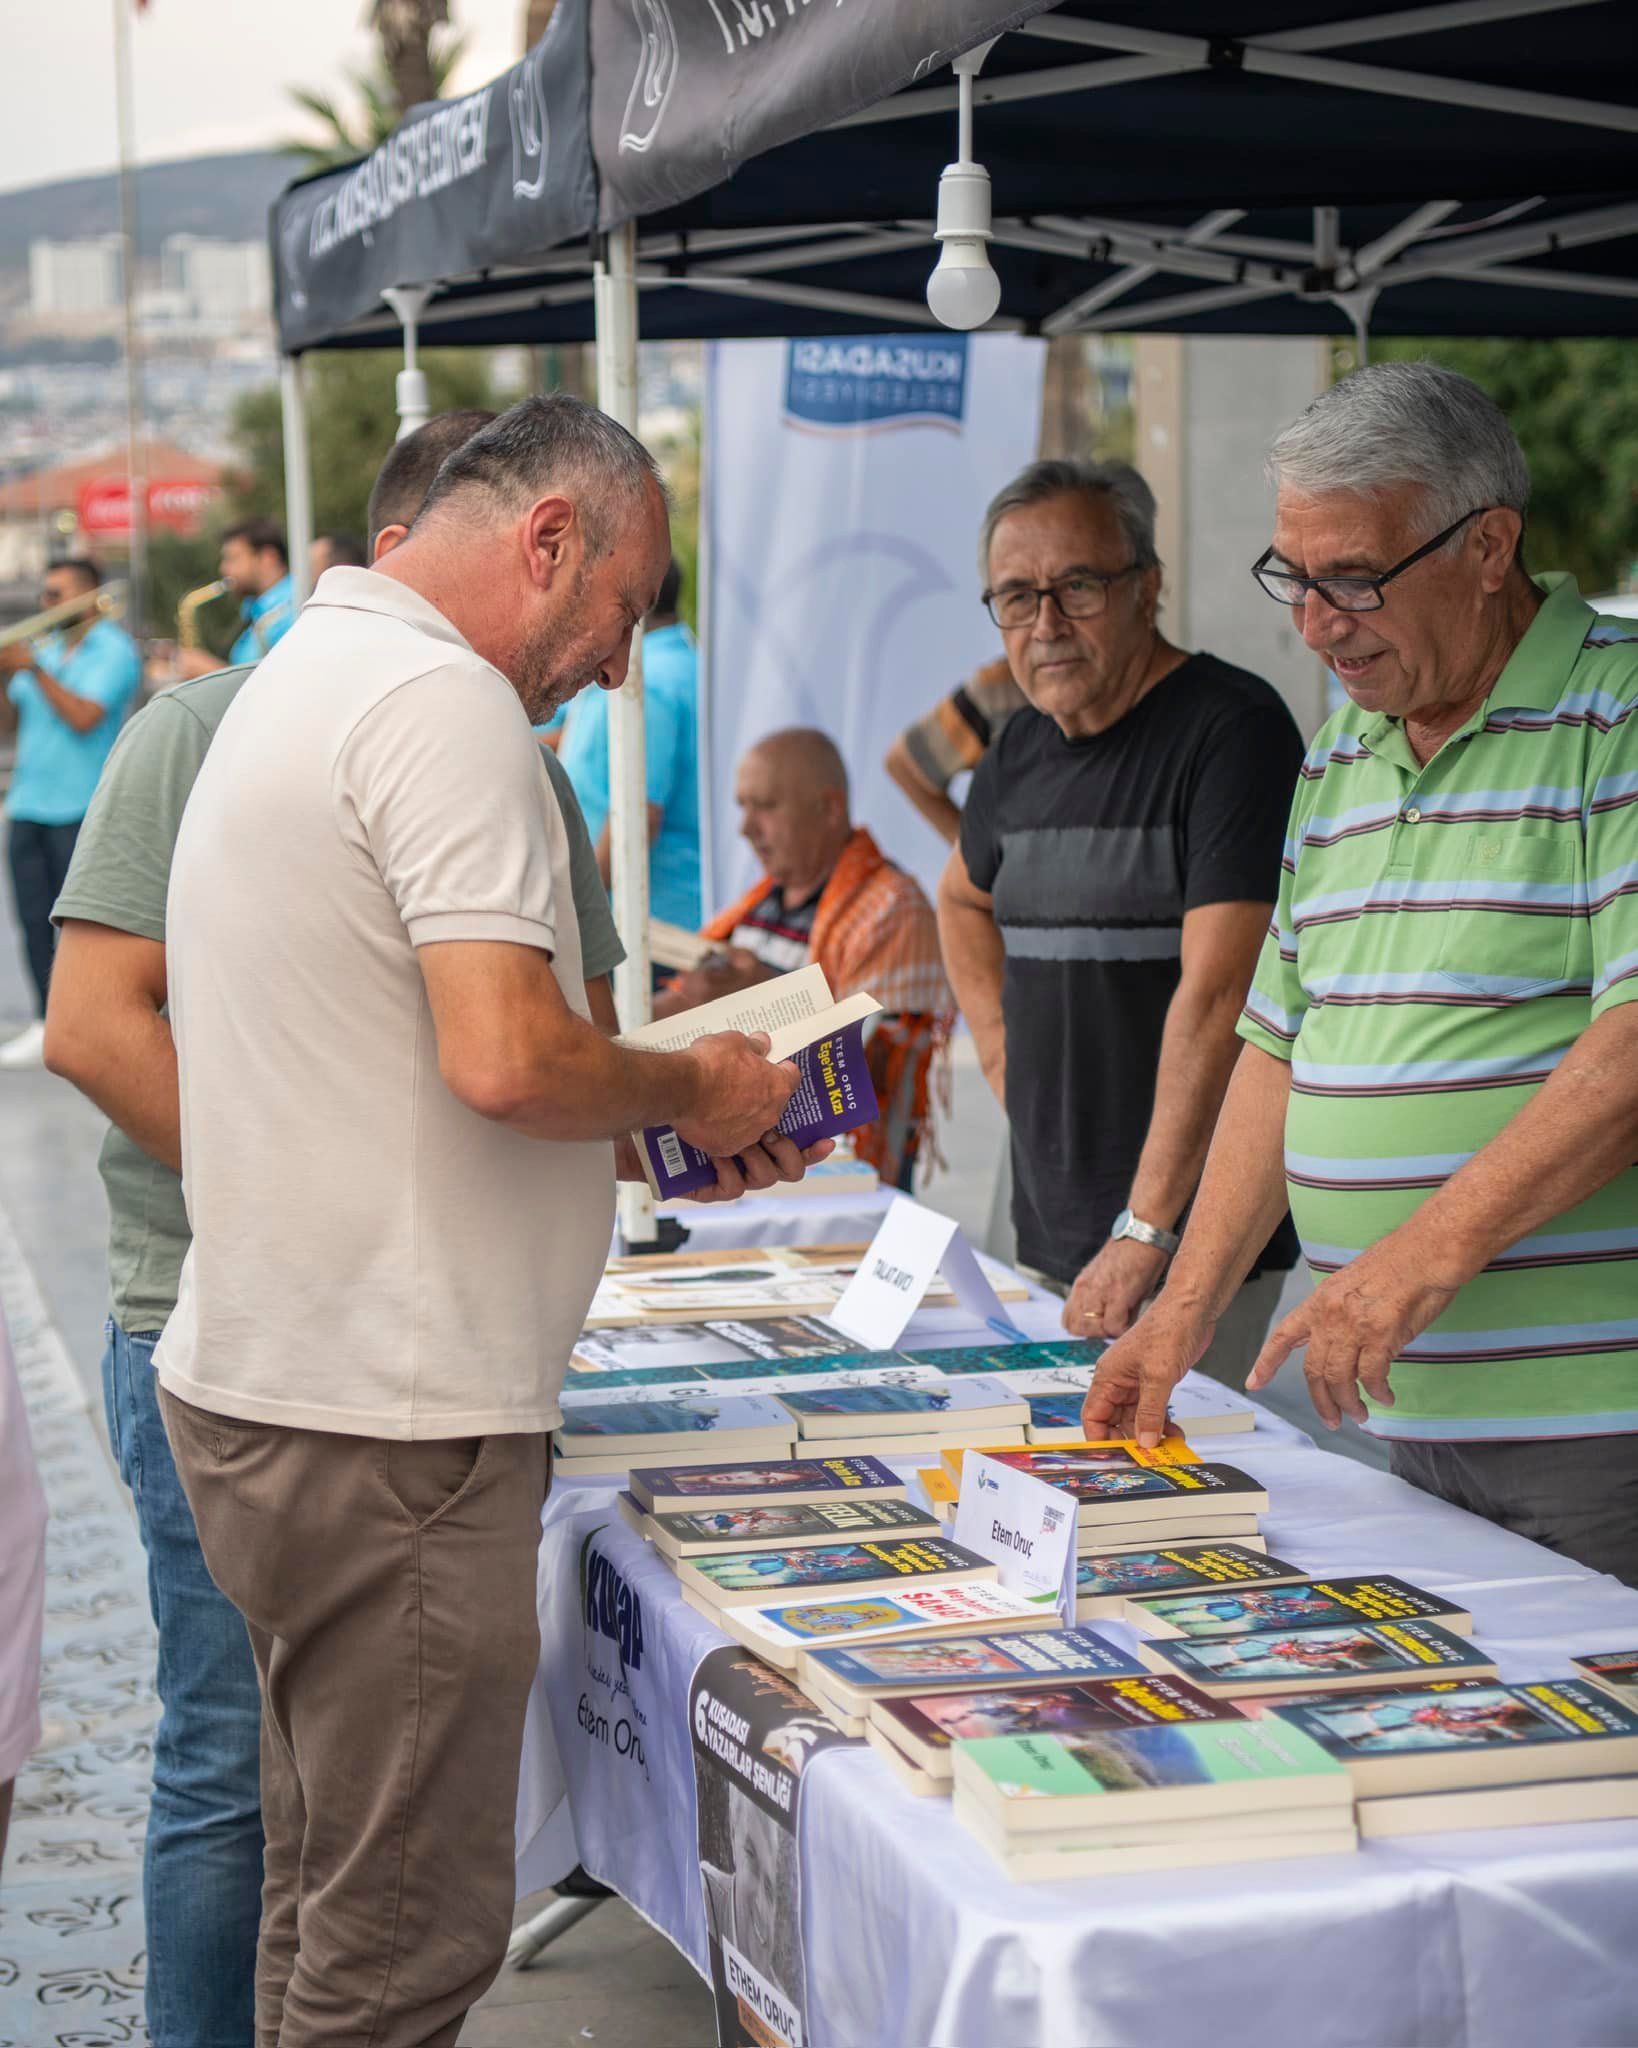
[595,222,658,1251]
[280,355,314,606]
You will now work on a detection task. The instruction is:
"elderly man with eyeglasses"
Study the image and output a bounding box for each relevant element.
[1083,362,1638,1587]
[939,458,1305,1382]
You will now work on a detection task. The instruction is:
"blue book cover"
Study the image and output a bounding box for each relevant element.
[779,1379,1019,1422]
[556,1393,793,1444]
[904,1339,1105,1378]
[635,1012,879,1199]
[808,1626,1143,1694]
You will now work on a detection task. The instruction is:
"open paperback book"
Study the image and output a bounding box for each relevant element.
[621,963,882,1199]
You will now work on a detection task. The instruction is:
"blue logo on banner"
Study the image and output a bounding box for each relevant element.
[784,335,969,432]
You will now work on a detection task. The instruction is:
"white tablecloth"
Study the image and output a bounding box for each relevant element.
[517,1300,1638,2048]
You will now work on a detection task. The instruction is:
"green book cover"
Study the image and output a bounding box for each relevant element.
[960,1718,1346,1803]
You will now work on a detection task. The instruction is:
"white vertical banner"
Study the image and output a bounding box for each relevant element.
[700,334,1046,909]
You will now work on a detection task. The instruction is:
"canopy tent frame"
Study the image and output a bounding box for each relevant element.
[271,0,1637,1251]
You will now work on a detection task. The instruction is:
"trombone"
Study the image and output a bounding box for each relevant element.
[0,581,128,654]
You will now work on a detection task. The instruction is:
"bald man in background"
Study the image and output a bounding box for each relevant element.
[657,728,953,1187]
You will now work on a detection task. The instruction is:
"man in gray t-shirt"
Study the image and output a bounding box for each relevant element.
[42,411,622,2048]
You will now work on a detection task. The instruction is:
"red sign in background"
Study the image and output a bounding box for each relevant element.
[77,477,221,537]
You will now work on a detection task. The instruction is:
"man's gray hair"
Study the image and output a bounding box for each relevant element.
[413,393,664,555]
[979,459,1160,579]
[1268,362,1531,543]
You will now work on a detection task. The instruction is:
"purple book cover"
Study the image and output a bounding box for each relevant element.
[637,1015,879,1199]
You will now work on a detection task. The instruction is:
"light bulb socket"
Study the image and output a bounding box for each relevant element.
[934,160,993,245]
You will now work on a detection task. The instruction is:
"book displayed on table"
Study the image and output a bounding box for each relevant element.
[553,1393,794,1474]
[798,1626,1146,1733]
[943,1452,1268,1533]
[627,1455,905,1517]
[941,1438,1200,1480]
[585,1243,1027,1329]
[1163,1379,1258,1436]
[1075,1543,1298,1621]
[1354,1773,1638,1838]
[676,1535,995,1611]
[905,1339,1105,1379]
[949,1721,1357,1880]
[571,1314,861,1377]
[1570,1650,1638,1706]
[1129,1575,1475,1641]
[782,1378,1028,1442]
[620,964,883,1198]
[1270,1678,1638,1798]
[706,1578,1044,1673]
[642,1495,942,1560]
[869,1671,1230,1791]
[1140,1618,1498,1699]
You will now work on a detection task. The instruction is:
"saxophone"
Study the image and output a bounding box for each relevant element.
[177,578,230,650]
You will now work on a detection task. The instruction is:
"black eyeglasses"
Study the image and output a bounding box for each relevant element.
[981,566,1141,631]
[1251,508,1493,614]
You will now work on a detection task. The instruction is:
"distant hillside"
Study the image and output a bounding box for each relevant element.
[0,150,302,270]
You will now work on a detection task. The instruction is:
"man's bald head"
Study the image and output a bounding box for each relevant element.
[744,728,850,805]
[735,727,854,899]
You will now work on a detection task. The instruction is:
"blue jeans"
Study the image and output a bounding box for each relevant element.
[102,1321,264,2048]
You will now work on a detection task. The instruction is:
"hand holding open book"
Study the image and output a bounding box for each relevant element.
[623,965,883,1200]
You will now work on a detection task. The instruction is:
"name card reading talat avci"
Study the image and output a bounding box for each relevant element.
[824,1196,1025,1353]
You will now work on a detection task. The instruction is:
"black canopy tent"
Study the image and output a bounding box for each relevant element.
[265,0,1638,1280]
[272,0,1638,356]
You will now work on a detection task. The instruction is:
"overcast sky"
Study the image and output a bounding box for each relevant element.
[0,0,527,196]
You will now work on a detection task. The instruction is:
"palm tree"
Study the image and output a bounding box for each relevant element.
[286,2,467,172]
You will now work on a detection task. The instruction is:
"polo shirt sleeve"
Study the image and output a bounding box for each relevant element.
[338,664,559,953]
[1587,685,1638,1021]
[52,689,218,942]
[1236,785,1309,1064]
[1181,700,1306,912]
[539,742,625,981]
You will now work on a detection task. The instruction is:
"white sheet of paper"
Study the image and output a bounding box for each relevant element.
[953,1451,1078,1622]
[822,1196,1024,1351]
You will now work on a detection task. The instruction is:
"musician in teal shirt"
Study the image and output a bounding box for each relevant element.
[0,557,140,1064]
[556,558,701,931]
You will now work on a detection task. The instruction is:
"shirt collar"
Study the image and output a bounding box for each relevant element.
[1356,573,1594,763]
[301,565,476,655]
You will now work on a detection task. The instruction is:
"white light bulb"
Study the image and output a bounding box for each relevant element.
[927,240,1002,330]
[927,158,1000,331]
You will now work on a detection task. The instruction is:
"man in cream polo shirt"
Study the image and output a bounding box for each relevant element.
[157,398,805,2046]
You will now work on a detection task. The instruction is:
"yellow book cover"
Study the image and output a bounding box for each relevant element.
[941,1436,1199,1481]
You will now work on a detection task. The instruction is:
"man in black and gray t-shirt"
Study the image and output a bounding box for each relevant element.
[939,459,1304,1383]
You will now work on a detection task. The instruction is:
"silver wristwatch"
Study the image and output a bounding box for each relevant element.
[1109,1208,1180,1256]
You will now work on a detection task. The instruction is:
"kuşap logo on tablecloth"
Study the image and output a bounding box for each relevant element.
[783,337,970,435]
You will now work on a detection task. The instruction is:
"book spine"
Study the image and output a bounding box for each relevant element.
[634,1017,881,1200]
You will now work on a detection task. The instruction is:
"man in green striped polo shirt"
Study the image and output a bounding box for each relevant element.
[1084,361,1638,1585]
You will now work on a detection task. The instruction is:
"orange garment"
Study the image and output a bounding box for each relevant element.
[702,827,953,1183]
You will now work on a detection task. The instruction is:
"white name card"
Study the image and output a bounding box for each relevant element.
[954,1451,1077,1623]
[823,1195,1023,1352]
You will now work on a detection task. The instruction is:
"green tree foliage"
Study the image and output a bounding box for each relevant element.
[225,349,498,540]
[286,2,465,171]
[1369,339,1638,596]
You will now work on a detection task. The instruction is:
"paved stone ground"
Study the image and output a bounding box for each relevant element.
[0,886,1378,2045]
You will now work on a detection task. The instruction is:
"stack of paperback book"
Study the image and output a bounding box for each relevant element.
[619,1454,1042,1668]
[1270,1678,1638,1836]
[554,1391,798,1477]
[940,1446,1271,1554]
[775,1376,1029,1461]
[949,1718,1359,1880]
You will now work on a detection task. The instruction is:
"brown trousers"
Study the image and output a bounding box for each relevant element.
[160,1386,549,2048]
